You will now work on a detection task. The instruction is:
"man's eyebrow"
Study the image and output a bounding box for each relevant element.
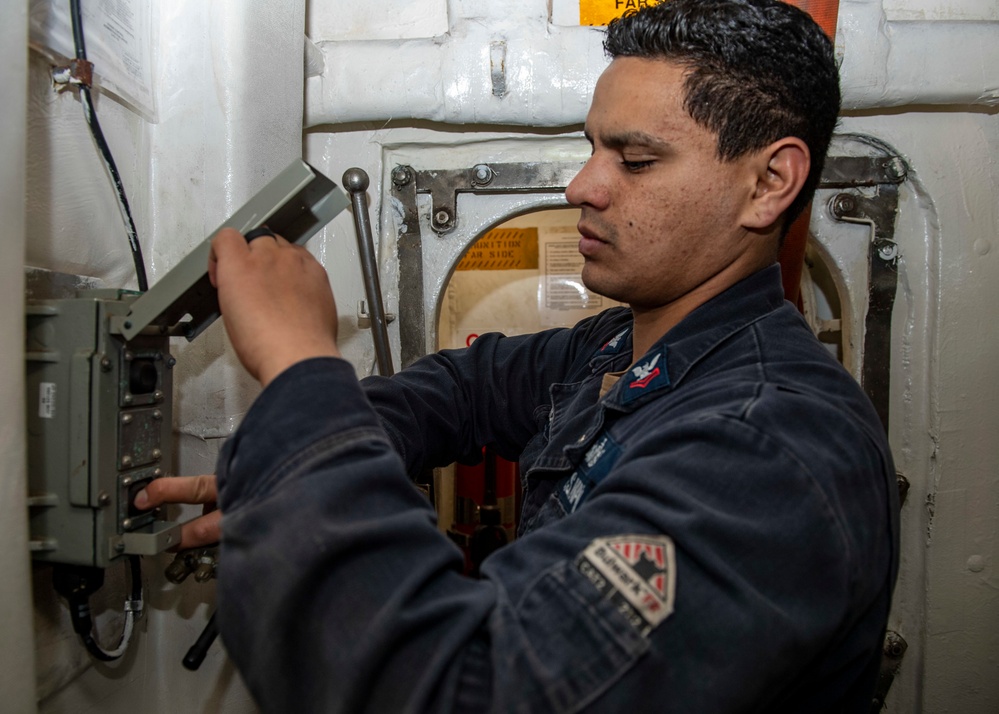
[597,130,673,152]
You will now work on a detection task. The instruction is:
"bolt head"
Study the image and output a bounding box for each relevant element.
[831,193,856,217]
[878,243,898,261]
[472,164,493,185]
[391,165,413,188]
[884,157,907,181]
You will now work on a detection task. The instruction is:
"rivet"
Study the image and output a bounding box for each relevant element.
[97,491,111,507]
[967,555,986,573]
[121,455,133,468]
[121,413,133,425]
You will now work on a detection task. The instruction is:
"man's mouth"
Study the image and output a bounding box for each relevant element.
[577,223,608,257]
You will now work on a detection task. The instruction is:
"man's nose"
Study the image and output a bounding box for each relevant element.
[565,157,609,210]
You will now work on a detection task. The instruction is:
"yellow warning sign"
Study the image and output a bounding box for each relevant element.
[578,1,838,38]
[579,0,663,27]
[456,228,539,271]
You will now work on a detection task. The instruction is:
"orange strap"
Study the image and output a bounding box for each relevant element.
[785,0,840,40]
[778,0,839,307]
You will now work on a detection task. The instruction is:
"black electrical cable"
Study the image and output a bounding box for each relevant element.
[53,555,144,662]
[68,0,148,292]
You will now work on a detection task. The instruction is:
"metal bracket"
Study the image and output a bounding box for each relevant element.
[871,631,907,711]
[391,160,583,366]
[392,161,584,235]
[357,300,396,330]
[823,148,907,432]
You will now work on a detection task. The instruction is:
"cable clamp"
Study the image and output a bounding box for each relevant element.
[124,598,144,614]
[52,58,94,88]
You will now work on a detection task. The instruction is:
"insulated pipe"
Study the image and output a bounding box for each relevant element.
[343,168,394,376]
[837,0,999,109]
[304,0,998,128]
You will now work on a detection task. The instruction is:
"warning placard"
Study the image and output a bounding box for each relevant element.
[577,0,837,39]
[456,228,539,271]
[579,0,663,27]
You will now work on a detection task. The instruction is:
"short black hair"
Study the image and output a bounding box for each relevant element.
[604,0,841,228]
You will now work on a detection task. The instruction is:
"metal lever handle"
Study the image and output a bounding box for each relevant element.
[343,168,394,376]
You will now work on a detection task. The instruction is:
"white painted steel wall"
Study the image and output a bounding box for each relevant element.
[2,1,39,712]
[11,0,999,711]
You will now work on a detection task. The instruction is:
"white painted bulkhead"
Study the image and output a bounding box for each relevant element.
[3,0,996,711]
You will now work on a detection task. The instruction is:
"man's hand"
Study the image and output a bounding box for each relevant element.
[134,475,222,550]
[209,227,342,387]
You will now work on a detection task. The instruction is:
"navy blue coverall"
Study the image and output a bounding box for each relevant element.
[215,264,899,713]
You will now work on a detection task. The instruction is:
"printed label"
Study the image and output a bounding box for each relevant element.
[456,227,538,271]
[579,0,663,27]
[39,382,56,419]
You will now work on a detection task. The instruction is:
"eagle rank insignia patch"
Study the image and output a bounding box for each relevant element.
[575,534,676,636]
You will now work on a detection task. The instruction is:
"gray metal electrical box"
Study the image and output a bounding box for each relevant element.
[26,159,348,567]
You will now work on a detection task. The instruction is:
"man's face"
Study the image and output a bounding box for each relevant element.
[566,57,762,311]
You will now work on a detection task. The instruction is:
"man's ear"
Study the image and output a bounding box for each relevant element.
[742,137,810,231]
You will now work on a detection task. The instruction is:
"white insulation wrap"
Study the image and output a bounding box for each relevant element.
[306,0,999,129]
[306,0,606,127]
[838,0,999,108]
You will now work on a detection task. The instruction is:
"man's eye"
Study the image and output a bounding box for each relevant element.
[623,160,654,172]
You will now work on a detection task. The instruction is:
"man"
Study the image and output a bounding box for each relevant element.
[139,1,898,711]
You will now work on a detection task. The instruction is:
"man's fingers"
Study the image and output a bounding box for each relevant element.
[179,510,223,550]
[135,474,218,510]
[208,228,250,288]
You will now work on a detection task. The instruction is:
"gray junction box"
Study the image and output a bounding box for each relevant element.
[25,159,348,567]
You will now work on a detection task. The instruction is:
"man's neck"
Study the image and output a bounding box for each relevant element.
[628,258,776,364]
